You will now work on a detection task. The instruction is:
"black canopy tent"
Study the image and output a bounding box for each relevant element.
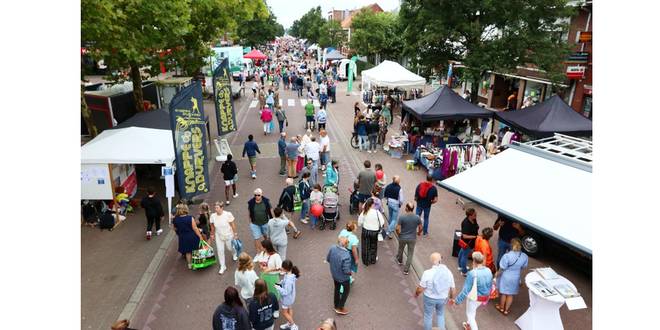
[402,85,493,122]
[112,109,170,130]
[495,95,592,138]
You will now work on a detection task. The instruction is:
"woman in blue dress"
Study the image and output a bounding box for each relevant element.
[495,238,528,315]
[172,203,205,270]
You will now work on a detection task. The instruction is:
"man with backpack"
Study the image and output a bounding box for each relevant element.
[316,107,327,132]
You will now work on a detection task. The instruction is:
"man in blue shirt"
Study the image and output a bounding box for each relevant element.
[285,137,300,179]
[326,237,352,315]
[278,132,287,177]
[242,134,261,179]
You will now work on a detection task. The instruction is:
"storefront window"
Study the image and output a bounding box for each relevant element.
[522,81,544,108]
[582,95,592,119]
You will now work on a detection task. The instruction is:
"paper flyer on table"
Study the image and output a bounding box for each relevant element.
[565,296,587,310]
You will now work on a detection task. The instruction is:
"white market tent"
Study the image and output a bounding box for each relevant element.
[361,60,426,89]
[81,127,175,165]
[81,109,176,200]
[438,135,592,255]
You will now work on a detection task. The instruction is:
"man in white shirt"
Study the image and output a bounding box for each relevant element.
[415,252,455,330]
[319,130,330,172]
[304,136,321,185]
[209,202,238,275]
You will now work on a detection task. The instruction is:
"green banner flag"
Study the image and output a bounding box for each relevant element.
[347,55,358,94]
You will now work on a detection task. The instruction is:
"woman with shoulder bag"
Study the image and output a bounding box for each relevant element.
[494,238,528,316]
[453,252,494,330]
[357,198,385,266]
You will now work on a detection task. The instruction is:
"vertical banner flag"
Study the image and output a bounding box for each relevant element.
[347,55,358,93]
[213,58,237,135]
[169,81,210,199]
[446,63,453,86]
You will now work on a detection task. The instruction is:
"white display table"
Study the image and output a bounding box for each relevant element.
[514,271,578,330]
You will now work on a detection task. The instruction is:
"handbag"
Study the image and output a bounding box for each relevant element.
[458,238,469,249]
[231,238,243,257]
[489,282,499,300]
[467,270,478,301]
[233,174,238,183]
[191,240,217,270]
[376,212,384,242]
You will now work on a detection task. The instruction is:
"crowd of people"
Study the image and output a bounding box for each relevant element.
[157,39,532,330]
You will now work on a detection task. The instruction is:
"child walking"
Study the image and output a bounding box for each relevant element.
[276,260,300,330]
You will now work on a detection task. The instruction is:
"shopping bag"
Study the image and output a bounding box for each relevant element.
[293,185,302,211]
[270,120,275,132]
[489,282,499,300]
[231,238,243,257]
[192,240,217,270]
[260,272,281,300]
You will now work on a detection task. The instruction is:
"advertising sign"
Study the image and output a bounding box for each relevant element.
[169,81,210,199]
[566,66,586,79]
[213,58,237,135]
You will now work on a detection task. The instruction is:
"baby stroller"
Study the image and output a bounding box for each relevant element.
[320,186,340,230]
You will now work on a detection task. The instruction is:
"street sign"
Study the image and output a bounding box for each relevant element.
[162,166,175,198]
[566,66,586,79]
[566,52,589,64]
[578,31,592,43]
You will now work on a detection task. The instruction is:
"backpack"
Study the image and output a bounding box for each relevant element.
[99,212,115,229]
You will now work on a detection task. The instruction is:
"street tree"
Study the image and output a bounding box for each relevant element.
[349,10,404,62]
[289,6,325,44]
[318,20,347,49]
[237,7,285,48]
[82,0,191,112]
[169,0,268,76]
[400,0,575,102]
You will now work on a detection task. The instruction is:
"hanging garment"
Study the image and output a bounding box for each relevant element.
[441,148,452,178]
[447,150,459,178]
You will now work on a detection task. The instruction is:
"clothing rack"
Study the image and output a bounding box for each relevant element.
[446,143,481,147]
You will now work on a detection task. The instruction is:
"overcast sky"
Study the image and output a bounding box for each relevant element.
[266,0,401,29]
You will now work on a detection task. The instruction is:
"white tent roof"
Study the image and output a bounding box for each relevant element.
[81,127,175,165]
[438,143,592,255]
[361,60,426,89]
[307,44,319,50]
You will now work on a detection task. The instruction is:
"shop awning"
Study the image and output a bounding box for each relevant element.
[402,85,493,122]
[495,95,592,138]
[438,142,592,255]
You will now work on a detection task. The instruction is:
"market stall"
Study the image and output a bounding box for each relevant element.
[361,60,426,90]
[398,85,494,177]
[243,49,268,66]
[495,95,593,138]
[81,109,176,224]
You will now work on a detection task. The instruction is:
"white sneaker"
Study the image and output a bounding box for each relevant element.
[218,266,227,274]
[232,255,238,261]
[290,325,299,330]
[226,201,230,205]
[233,193,239,198]
[279,323,290,330]
[301,218,309,224]
[367,150,372,153]
[156,229,163,236]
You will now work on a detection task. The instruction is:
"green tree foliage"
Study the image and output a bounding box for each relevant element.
[289,6,325,44]
[318,20,347,48]
[400,0,575,101]
[82,0,268,111]
[237,7,285,48]
[349,10,404,61]
[169,0,268,76]
[82,0,192,112]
